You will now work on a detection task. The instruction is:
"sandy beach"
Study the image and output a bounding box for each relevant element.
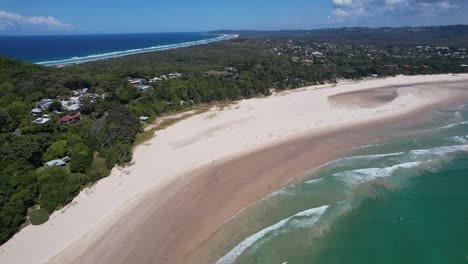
[1,74,468,264]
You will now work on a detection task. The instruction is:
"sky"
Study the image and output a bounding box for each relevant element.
[0,0,467,34]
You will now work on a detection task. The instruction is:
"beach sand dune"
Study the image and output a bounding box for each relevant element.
[1,74,468,264]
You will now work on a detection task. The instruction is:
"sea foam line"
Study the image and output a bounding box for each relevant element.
[336,152,405,162]
[333,161,423,186]
[215,205,329,264]
[408,144,468,158]
[305,178,324,184]
[36,34,237,66]
[444,135,468,144]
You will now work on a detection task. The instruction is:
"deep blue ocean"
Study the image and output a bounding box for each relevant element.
[0,32,231,66]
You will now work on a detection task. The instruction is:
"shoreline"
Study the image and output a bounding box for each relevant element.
[1,74,468,264]
[37,34,238,67]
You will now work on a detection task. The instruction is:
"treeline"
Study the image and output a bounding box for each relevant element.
[210,25,468,47]
[1,35,468,244]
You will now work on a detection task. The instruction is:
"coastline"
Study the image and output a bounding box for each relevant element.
[1,74,468,264]
[37,34,238,67]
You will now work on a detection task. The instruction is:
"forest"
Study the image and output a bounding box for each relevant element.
[1,27,468,244]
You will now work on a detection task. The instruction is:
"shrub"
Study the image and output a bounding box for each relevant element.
[29,209,49,225]
[43,140,68,162]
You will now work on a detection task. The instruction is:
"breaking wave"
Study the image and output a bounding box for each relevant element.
[215,205,329,264]
[36,34,236,66]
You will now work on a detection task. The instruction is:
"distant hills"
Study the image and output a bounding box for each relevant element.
[209,25,468,47]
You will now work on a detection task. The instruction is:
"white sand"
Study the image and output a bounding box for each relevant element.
[1,74,467,264]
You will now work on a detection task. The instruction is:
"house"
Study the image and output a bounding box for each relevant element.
[149,77,162,83]
[65,104,80,112]
[45,159,66,167]
[138,85,150,90]
[312,51,324,57]
[33,117,50,124]
[58,112,81,125]
[167,73,182,79]
[128,78,144,85]
[44,156,71,167]
[69,95,82,103]
[139,116,149,121]
[74,88,88,95]
[31,108,43,116]
[36,99,54,110]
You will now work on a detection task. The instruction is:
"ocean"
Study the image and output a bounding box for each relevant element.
[209,101,468,264]
[0,32,233,66]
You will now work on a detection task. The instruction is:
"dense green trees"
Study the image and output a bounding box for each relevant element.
[43,140,68,162]
[37,167,80,213]
[70,144,93,173]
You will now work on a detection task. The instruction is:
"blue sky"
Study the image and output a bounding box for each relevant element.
[0,0,467,34]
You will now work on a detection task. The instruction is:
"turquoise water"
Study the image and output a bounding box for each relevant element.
[213,103,468,264]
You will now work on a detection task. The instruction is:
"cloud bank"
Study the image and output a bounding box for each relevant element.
[330,0,467,25]
[0,10,72,32]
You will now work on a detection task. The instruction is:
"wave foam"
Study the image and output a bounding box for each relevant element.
[444,136,468,144]
[36,34,236,66]
[434,120,468,130]
[215,205,329,264]
[408,145,468,159]
[333,161,423,186]
[305,178,324,184]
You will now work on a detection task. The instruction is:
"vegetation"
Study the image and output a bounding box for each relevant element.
[210,25,468,47]
[29,209,49,225]
[1,25,468,244]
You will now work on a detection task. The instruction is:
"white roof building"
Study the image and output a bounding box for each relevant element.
[69,95,82,103]
[44,156,71,167]
[65,104,80,112]
[31,108,43,115]
[45,159,66,167]
[33,117,50,124]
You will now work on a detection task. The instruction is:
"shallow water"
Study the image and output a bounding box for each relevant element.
[212,102,468,264]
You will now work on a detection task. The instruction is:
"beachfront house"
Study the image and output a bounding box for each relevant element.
[36,99,54,110]
[44,156,71,167]
[33,117,51,124]
[31,108,43,116]
[58,112,81,125]
[66,103,80,112]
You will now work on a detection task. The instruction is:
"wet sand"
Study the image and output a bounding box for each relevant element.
[329,87,398,108]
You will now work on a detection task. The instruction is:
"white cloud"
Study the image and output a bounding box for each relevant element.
[333,8,351,16]
[329,0,463,22]
[0,10,72,31]
[385,0,406,5]
[333,0,354,6]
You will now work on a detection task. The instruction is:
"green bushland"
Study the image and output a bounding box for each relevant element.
[29,209,49,225]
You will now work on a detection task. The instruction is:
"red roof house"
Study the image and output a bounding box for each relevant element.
[58,112,81,125]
